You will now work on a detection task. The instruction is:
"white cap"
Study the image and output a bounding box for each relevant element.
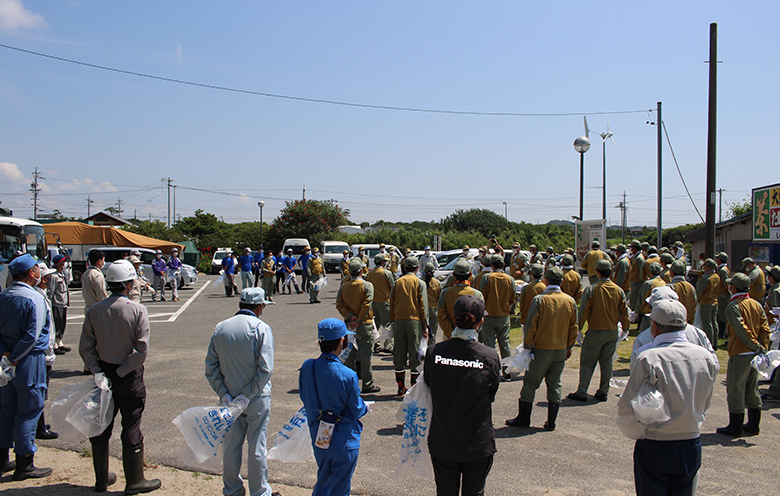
[650,299,687,328]
[645,286,679,307]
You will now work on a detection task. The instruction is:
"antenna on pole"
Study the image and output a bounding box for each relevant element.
[30,167,44,220]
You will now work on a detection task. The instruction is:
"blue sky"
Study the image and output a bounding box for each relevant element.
[0,1,777,228]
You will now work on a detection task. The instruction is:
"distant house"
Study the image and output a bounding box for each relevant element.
[84,211,134,227]
[684,212,780,270]
[338,225,364,235]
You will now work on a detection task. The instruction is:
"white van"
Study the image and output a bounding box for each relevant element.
[350,243,399,271]
[282,238,311,257]
[320,240,350,273]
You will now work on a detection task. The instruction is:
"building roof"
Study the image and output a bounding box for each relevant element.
[84,211,133,226]
[684,212,751,243]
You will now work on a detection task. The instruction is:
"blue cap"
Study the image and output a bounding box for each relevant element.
[52,254,67,266]
[317,318,354,342]
[9,254,37,275]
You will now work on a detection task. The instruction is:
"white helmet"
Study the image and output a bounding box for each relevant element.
[105,260,137,283]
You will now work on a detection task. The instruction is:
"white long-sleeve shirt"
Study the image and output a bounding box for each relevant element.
[618,332,719,441]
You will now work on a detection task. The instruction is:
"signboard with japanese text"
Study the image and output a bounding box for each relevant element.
[752,183,780,242]
[574,219,607,267]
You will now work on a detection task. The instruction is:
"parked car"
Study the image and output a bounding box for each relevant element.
[211,248,230,274]
[320,240,350,273]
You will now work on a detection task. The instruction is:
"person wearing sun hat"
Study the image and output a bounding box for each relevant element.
[299,318,367,496]
[617,298,719,496]
[206,287,276,496]
[560,254,583,303]
[636,263,667,332]
[668,260,696,325]
[696,258,720,349]
[478,254,516,380]
[716,272,771,437]
[581,241,607,284]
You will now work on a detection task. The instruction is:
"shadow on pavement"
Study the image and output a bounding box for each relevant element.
[699,433,756,447]
[51,369,89,380]
[493,425,545,438]
[376,425,403,436]
[0,482,92,494]
[286,388,300,395]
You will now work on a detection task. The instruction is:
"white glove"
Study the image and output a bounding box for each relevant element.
[364,401,374,414]
[629,310,638,323]
[220,393,233,406]
[94,371,110,390]
[233,394,250,411]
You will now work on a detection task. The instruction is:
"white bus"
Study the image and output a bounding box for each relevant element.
[0,216,47,286]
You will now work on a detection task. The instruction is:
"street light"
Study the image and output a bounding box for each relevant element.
[503,201,508,220]
[257,201,265,248]
[573,136,591,221]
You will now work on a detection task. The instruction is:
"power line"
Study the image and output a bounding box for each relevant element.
[662,121,705,223]
[0,43,651,118]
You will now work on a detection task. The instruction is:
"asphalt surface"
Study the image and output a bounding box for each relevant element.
[43,274,778,495]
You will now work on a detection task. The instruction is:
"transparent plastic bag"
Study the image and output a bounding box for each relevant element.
[180,441,224,472]
[267,406,314,463]
[609,379,628,389]
[417,337,428,361]
[500,344,534,375]
[630,381,671,425]
[693,307,702,329]
[52,378,114,442]
[612,325,629,365]
[172,401,246,464]
[212,270,225,288]
[392,373,433,478]
[312,276,329,291]
[379,323,394,342]
[65,373,115,438]
[0,355,15,387]
[750,350,780,381]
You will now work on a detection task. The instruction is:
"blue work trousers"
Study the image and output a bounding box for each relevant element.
[313,447,359,496]
[0,352,46,455]
[223,395,272,496]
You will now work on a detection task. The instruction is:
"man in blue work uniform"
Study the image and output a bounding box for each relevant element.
[167,248,183,301]
[0,254,53,480]
[299,246,312,294]
[222,249,238,297]
[282,249,302,294]
[239,247,254,290]
[151,250,167,301]
[253,246,265,287]
[299,318,368,496]
[206,287,279,496]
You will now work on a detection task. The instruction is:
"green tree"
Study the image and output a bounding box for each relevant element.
[266,200,350,251]
[441,209,509,238]
[727,197,751,219]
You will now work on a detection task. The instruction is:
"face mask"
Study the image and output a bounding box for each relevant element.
[425,250,431,255]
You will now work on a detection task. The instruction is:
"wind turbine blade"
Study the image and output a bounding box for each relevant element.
[606,116,611,132]
[609,135,619,149]
[583,116,589,139]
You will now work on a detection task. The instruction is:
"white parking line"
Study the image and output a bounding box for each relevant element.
[166,281,209,322]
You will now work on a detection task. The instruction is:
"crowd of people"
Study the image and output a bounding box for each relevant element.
[1,236,778,496]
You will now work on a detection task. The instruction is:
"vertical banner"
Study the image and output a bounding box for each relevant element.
[574,219,607,268]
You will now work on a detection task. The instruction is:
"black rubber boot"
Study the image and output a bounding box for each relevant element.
[410,373,419,386]
[122,444,161,495]
[716,413,744,437]
[36,412,59,440]
[92,443,117,492]
[506,400,532,427]
[395,372,407,396]
[12,453,52,481]
[0,448,15,474]
[743,408,761,435]
[543,403,560,431]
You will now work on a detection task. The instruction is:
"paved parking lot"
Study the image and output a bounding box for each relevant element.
[42,274,778,495]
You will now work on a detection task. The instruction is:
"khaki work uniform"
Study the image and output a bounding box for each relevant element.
[575,279,629,397]
[725,295,770,413]
[336,277,376,390]
[438,283,484,340]
[696,271,720,349]
[366,266,396,350]
[612,254,631,293]
[518,280,546,326]
[561,268,583,303]
[479,270,516,359]
[641,255,661,282]
[510,252,528,280]
[669,276,696,324]
[637,277,668,332]
[582,249,608,284]
[716,263,731,337]
[748,266,766,302]
[628,252,645,311]
[307,257,325,302]
[426,277,442,340]
[389,274,428,374]
[261,258,276,302]
[521,288,578,404]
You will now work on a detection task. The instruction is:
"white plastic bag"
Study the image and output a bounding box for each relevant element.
[172,401,246,464]
[65,373,115,438]
[630,381,671,425]
[180,441,224,472]
[693,307,702,329]
[609,379,628,389]
[52,378,115,442]
[313,276,329,291]
[417,337,428,361]
[769,320,780,351]
[379,323,394,342]
[612,325,630,365]
[284,272,295,285]
[750,350,780,380]
[500,344,534,375]
[267,407,314,463]
[0,355,15,387]
[212,270,225,288]
[392,373,433,478]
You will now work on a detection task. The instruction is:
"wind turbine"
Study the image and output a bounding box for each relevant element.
[584,116,618,221]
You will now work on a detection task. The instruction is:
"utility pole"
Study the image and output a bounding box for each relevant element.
[30,167,44,220]
[503,201,508,220]
[116,198,123,218]
[616,191,627,244]
[173,185,177,226]
[717,188,725,223]
[302,185,306,201]
[656,102,663,249]
[86,195,94,218]
[166,177,173,229]
[705,23,719,259]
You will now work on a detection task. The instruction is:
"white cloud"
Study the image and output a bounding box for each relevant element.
[238,194,251,203]
[175,42,183,64]
[0,161,25,183]
[0,0,47,30]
